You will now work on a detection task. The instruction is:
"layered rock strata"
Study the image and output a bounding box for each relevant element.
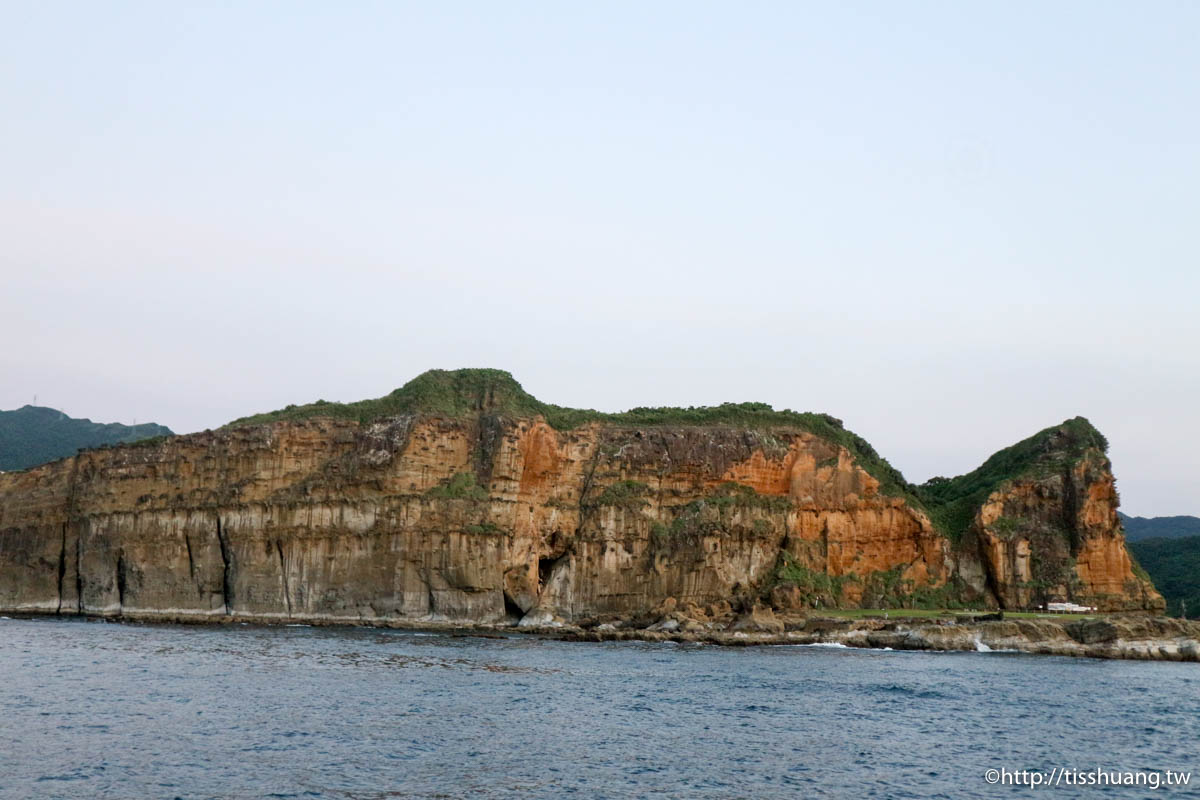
[0,399,1161,623]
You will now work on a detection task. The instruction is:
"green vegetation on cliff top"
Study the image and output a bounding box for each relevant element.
[0,406,174,472]
[229,368,915,501]
[227,369,1113,542]
[917,417,1109,542]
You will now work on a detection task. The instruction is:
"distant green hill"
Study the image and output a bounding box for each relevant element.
[1120,512,1200,542]
[1129,536,1200,619]
[0,406,173,471]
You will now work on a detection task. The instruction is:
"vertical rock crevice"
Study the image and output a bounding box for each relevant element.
[115,550,127,612]
[577,441,603,509]
[1061,465,1082,554]
[275,539,292,617]
[66,454,84,615]
[568,438,607,564]
[75,531,84,614]
[216,516,233,615]
[425,569,437,617]
[55,523,67,615]
[472,414,505,489]
[184,534,196,583]
[982,546,1005,609]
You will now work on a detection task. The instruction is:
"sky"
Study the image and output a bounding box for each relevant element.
[2,1,1197,516]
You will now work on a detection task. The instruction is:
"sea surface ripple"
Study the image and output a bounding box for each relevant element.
[1,617,1197,799]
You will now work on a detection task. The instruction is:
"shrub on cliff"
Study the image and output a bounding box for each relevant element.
[707,482,793,512]
[425,472,489,501]
[765,556,850,609]
[586,480,652,510]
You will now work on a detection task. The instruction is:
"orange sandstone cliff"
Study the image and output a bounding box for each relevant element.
[0,370,1162,623]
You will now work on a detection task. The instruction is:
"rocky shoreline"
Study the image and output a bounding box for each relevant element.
[6,608,1198,663]
[555,615,1200,662]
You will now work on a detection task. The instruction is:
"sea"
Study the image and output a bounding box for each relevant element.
[1,617,1196,799]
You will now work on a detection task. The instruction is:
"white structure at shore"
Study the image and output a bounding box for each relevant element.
[1046,602,1096,613]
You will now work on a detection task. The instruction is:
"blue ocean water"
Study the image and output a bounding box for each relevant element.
[0,617,1196,799]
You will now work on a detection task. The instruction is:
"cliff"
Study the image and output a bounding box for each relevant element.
[918,417,1162,612]
[0,369,1162,625]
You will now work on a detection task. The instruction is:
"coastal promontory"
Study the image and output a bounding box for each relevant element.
[0,369,1162,637]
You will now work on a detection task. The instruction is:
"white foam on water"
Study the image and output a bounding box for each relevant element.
[786,643,904,653]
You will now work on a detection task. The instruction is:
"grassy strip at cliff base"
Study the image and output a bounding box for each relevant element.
[811,608,1101,621]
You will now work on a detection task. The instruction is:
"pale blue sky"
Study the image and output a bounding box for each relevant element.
[2,1,1197,515]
